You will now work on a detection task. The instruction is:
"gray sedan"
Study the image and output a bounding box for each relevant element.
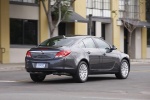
[25,35,130,83]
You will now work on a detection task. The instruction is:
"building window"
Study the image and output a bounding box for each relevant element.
[147,29,150,46]
[10,19,38,45]
[146,0,150,21]
[119,0,140,19]
[10,0,38,4]
[147,1,150,46]
[86,0,111,17]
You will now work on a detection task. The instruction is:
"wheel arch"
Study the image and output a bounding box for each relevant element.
[79,59,89,69]
[122,57,130,71]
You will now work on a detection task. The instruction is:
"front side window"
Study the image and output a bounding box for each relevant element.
[93,38,110,49]
[86,0,111,17]
[10,19,38,45]
[82,38,96,48]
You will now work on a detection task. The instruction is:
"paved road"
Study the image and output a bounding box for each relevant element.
[0,64,150,100]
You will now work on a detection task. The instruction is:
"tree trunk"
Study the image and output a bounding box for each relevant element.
[41,0,76,38]
[128,32,132,58]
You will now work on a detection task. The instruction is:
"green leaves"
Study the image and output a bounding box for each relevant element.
[52,0,73,20]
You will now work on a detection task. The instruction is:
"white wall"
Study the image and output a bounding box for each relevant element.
[9,4,39,63]
[105,23,113,45]
[10,48,30,63]
[120,27,124,52]
[95,22,102,37]
[130,28,142,59]
[131,31,136,58]
[10,4,39,19]
[147,47,150,58]
[135,28,141,58]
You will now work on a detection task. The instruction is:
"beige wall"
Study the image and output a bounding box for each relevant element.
[74,0,87,35]
[39,1,49,43]
[140,0,147,58]
[111,0,121,50]
[0,0,10,63]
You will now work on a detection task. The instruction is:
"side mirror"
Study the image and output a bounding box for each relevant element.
[111,45,117,50]
[105,47,111,53]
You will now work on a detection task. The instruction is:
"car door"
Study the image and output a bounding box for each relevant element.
[93,38,118,70]
[81,38,102,70]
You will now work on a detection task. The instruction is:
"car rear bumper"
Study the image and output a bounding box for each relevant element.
[25,58,77,74]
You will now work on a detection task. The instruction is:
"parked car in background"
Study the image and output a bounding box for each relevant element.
[25,35,130,83]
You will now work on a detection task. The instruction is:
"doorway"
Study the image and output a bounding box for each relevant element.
[58,23,66,36]
[101,24,105,40]
[124,27,128,54]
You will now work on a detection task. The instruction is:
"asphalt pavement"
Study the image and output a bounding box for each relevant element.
[0,64,150,100]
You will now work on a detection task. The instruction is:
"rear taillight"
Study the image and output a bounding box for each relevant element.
[55,50,71,58]
[26,51,32,57]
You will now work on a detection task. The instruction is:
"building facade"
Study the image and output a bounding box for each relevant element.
[0,0,149,63]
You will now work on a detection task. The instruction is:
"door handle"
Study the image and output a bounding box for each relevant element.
[87,51,91,54]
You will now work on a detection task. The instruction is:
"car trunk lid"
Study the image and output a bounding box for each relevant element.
[29,46,62,60]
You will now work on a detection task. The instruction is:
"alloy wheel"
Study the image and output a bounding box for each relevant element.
[79,63,88,81]
[121,62,129,78]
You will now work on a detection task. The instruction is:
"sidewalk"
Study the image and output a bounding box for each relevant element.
[0,63,25,72]
[0,59,150,71]
[130,59,150,64]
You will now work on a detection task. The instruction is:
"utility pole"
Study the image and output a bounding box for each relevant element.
[88,14,92,35]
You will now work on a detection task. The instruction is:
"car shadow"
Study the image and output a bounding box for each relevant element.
[25,75,117,84]
[88,76,117,82]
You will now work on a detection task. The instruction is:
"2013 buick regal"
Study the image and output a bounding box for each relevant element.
[25,35,130,83]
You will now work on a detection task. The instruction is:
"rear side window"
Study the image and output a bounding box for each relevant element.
[82,38,96,48]
[78,41,85,48]
[93,38,110,49]
[39,37,77,46]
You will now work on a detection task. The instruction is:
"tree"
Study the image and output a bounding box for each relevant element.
[121,0,144,57]
[39,0,76,37]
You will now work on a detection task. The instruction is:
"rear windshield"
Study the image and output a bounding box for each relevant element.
[39,37,77,47]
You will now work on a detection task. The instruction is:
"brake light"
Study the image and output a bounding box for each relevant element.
[26,51,32,57]
[55,50,71,58]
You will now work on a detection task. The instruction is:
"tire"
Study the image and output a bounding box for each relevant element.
[30,74,46,82]
[73,61,88,83]
[115,59,130,79]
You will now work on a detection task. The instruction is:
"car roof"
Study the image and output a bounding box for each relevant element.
[58,35,102,39]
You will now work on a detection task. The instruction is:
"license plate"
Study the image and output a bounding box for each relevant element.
[36,63,46,68]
